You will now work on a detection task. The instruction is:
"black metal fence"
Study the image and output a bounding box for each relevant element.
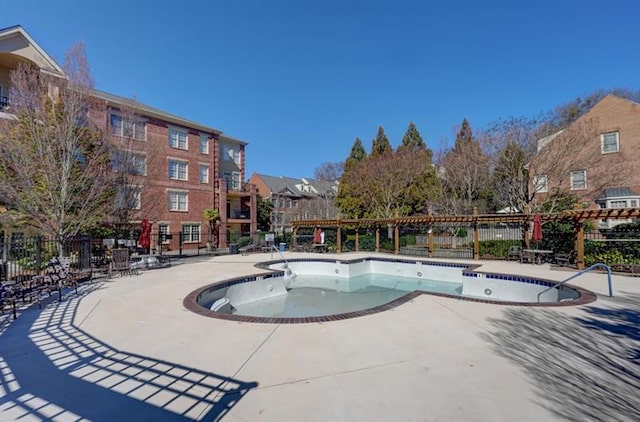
[1,236,92,282]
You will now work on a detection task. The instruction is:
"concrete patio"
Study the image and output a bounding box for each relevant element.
[1,252,638,421]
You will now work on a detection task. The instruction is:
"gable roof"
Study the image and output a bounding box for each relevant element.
[254,174,338,197]
[0,25,66,77]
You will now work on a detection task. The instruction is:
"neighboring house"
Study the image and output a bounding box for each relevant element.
[0,25,257,247]
[249,173,339,234]
[532,94,640,227]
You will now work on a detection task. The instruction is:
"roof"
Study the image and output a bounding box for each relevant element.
[0,25,66,78]
[91,89,224,136]
[596,187,639,200]
[254,173,339,197]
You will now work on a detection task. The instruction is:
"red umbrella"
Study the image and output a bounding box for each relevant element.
[138,218,151,250]
[532,213,543,243]
[313,228,322,244]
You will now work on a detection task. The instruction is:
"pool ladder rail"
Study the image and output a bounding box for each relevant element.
[268,245,297,285]
[537,262,613,303]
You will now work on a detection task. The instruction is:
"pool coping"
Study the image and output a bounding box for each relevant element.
[182,257,598,324]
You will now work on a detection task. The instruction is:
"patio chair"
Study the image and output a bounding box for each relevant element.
[109,248,139,278]
[554,250,576,267]
[507,245,521,261]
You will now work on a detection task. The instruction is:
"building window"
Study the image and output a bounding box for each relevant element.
[609,200,627,208]
[168,191,188,211]
[601,131,619,154]
[111,150,147,175]
[232,172,241,190]
[168,159,188,180]
[169,127,188,150]
[199,164,209,183]
[158,223,170,243]
[115,186,141,210]
[181,224,201,243]
[223,172,241,190]
[199,134,209,154]
[631,200,639,208]
[533,175,548,193]
[570,170,587,190]
[110,113,145,140]
[222,145,241,165]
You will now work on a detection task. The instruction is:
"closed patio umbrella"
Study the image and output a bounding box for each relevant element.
[532,213,543,244]
[138,218,152,252]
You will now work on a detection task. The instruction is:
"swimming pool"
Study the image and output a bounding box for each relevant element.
[184,257,597,323]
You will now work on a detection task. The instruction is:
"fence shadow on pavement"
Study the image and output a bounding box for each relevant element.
[0,284,257,421]
[481,293,640,422]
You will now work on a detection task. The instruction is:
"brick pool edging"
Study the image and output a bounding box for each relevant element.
[182,257,598,324]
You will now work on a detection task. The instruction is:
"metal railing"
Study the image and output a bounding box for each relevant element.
[537,263,613,302]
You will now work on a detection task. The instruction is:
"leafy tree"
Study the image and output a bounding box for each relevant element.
[336,138,368,217]
[370,126,392,157]
[0,44,115,244]
[398,121,426,152]
[256,197,272,232]
[338,146,439,219]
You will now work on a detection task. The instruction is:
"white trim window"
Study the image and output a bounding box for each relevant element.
[169,127,188,150]
[116,186,141,210]
[222,145,241,165]
[199,164,209,183]
[533,174,548,193]
[601,131,619,154]
[158,223,170,243]
[168,159,188,180]
[199,134,209,154]
[168,190,188,211]
[181,223,201,243]
[110,113,145,141]
[570,170,587,190]
[111,150,147,175]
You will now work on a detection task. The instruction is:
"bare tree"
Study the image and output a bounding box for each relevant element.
[314,161,344,181]
[0,43,115,244]
[437,119,491,215]
[105,96,163,234]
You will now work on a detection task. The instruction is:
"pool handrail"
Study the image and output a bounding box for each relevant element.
[537,262,613,302]
[269,245,290,269]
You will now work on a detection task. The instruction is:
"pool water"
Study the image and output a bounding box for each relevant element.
[231,274,462,318]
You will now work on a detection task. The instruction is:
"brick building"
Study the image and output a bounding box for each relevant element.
[0,25,257,247]
[249,173,339,234]
[532,94,640,227]
[533,95,640,206]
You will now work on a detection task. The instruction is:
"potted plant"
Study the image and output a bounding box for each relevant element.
[203,208,221,250]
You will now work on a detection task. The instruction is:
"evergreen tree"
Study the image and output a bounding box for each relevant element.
[370,126,392,157]
[398,122,426,152]
[345,137,367,169]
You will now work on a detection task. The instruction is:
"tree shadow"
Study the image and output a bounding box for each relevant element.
[0,284,257,421]
[481,292,640,422]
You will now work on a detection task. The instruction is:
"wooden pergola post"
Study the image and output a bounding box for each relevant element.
[394,223,400,255]
[428,227,434,258]
[336,221,342,253]
[292,227,298,250]
[375,226,380,252]
[575,222,585,270]
[355,228,360,252]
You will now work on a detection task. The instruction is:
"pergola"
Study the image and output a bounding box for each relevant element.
[290,208,640,270]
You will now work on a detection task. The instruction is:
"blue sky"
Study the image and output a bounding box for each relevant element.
[2,0,638,179]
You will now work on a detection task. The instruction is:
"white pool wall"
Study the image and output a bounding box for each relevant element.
[274,259,575,303]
